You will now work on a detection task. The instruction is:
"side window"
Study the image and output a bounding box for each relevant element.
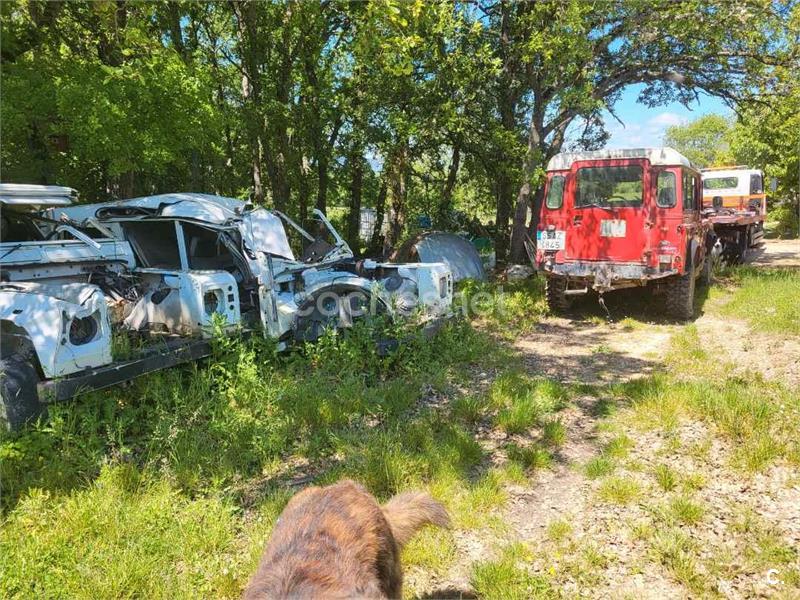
[656,171,677,208]
[121,221,182,269]
[544,175,566,209]
[750,174,763,194]
[682,171,696,210]
[545,175,565,209]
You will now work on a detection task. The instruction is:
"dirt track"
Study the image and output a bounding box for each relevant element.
[415,238,800,598]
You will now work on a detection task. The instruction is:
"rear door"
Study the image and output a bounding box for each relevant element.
[564,159,651,262]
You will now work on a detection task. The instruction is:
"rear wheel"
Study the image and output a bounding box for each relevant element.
[699,255,712,287]
[664,268,696,321]
[0,356,44,431]
[545,276,571,313]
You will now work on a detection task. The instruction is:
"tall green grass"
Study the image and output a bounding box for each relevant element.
[0,318,512,597]
[719,268,800,335]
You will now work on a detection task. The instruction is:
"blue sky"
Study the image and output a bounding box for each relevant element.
[601,84,732,148]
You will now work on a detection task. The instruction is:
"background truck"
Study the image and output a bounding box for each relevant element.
[530,147,712,319]
[0,185,453,430]
[701,166,766,264]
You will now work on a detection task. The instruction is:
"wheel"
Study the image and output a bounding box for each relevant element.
[545,275,571,313]
[0,356,44,431]
[664,268,695,321]
[737,227,750,263]
[699,255,712,287]
[294,287,387,343]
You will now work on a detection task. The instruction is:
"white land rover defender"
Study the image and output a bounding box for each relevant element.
[0,185,453,429]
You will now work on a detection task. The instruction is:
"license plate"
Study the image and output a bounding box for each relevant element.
[537,230,566,250]
[600,220,626,237]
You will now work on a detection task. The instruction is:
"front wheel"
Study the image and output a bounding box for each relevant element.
[664,269,696,321]
[0,356,44,431]
[545,276,571,314]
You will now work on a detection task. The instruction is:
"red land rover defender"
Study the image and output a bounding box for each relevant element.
[531,148,711,320]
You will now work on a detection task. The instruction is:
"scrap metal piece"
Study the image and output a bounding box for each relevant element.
[393,232,486,282]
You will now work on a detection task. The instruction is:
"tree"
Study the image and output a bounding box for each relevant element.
[500,0,797,263]
[663,114,734,168]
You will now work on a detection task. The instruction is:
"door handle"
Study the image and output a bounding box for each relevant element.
[572,216,582,225]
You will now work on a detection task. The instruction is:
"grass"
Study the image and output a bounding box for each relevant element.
[718,268,800,335]
[653,464,678,491]
[597,476,642,505]
[470,543,553,600]
[541,418,566,448]
[666,495,705,526]
[648,529,705,593]
[491,373,567,434]
[584,456,615,479]
[3,264,798,597]
[546,518,573,544]
[0,318,511,597]
[507,443,552,472]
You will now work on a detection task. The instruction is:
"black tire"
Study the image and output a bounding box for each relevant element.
[699,255,712,287]
[545,275,571,313]
[664,269,696,321]
[0,356,44,431]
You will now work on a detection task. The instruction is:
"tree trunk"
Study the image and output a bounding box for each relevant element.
[347,147,364,254]
[493,0,518,268]
[369,179,388,256]
[494,173,513,268]
[509,119,544,264]
[269,2,294,212]
[316,155,328,213]
[437,143,461,227]
[297,161,309,227]
[230,0,265,204]
[385,145,407,253]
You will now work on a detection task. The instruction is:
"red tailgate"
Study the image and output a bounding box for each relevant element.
[563,159,651,263]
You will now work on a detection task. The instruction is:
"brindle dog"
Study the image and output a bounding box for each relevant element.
[243,480,450,599]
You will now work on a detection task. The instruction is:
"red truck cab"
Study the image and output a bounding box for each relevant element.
[532,148,710,319]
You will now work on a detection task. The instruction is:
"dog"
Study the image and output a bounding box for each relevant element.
[243,479,450,599]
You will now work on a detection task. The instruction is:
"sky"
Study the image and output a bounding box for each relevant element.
[601,83,732,149]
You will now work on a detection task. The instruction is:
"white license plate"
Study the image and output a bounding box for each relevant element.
[600,219,626,237]
[537,230,566,250]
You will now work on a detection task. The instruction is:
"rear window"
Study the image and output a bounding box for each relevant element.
[576,165,643,208]
[750,174,763,194]
[545,175,565,209]
[703,176,738,190]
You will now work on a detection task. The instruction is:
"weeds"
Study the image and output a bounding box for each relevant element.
[653,464,677,492]
[507,443,552,472]
[470,543,552,600]
[584,456,615,479]
[597,476,642,505]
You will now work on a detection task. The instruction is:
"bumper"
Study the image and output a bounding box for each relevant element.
[539,260,678,292]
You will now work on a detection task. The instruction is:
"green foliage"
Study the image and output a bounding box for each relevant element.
[663,114,734,168]
[1,0,794,263]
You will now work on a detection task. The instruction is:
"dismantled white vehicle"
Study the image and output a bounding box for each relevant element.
[0,184,453,429]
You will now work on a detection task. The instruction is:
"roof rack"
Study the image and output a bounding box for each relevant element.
[700,166,750,172]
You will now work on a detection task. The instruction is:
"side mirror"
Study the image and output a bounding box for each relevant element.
[770,177,778,193]
[712,196,723,210]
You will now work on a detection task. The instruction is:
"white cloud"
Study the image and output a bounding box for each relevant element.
[647,112,687,128]
[604,112,688,149]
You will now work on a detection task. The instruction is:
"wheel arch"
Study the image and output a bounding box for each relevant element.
[0,319,45,379]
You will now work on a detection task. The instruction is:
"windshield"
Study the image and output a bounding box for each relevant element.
[576,165,643,208]
[703,176,738,190]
